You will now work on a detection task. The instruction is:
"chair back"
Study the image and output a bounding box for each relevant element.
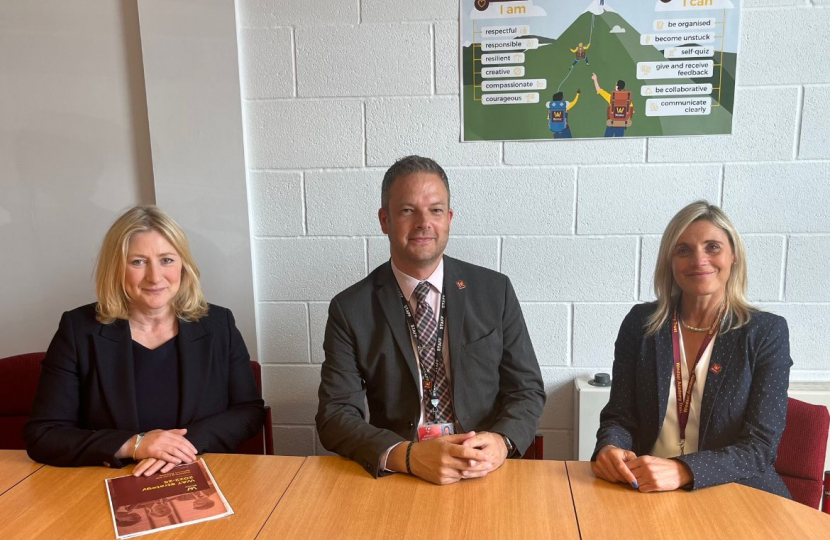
[234,360,274,455]
[0,352,46,449]
[775,397,830,509]
[521,434,544,460]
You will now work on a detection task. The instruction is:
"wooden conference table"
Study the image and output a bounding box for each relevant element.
[0,452,828,539]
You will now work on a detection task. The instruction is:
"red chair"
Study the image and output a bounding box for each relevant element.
[774,397,830,510]
[0,352,272,455]
[235,360,274,455]
[521,434,544,460]
[0,352,46,449]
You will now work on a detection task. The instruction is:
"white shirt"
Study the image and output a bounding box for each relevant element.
[380,258,453,470]
[651,329,715,458]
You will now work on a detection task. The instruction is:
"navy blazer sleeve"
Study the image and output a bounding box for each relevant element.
[24,311,135,468]
[182,308,266,453]
[592,307,642,457]
[677,316,792,490]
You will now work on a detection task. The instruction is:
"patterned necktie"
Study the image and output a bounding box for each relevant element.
[413,281,453,423]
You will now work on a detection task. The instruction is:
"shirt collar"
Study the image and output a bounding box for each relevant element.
[390,258,444,301]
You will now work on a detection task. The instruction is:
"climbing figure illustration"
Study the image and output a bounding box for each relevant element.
[570,42,591,69]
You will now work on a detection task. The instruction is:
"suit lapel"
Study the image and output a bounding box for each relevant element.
[93,320,140,432]
[177,318,213,426]
[374,263,420,388]
[698,326,739,445]
[443,257,466,391]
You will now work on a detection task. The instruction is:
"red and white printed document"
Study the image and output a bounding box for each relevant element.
[105,459,232,539]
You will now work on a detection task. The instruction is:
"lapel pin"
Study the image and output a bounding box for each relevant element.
[709,363,722,375]
[456,280,466,290]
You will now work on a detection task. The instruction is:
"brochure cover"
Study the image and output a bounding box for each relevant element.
[104,459,232,539]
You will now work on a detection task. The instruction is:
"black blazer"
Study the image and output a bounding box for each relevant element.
[316,257,546,477]
[594,303,792,498]
[24,303,265,468]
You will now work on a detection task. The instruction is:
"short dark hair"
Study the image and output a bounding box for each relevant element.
[617,80,626,90]
[552,92,564,101]
[381,155,450,210]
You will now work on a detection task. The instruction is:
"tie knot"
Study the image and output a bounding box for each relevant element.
[414,281,431,303]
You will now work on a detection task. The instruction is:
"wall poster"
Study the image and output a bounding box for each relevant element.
[460,0,741,141]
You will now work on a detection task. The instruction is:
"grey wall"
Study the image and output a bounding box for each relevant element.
[136,0,257,356]
[0,0,257,360]
[0,0,155,357]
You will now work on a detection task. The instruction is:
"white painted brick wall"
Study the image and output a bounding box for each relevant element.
[240,28,294,99]
[759,304,830,371]
[295,24,432,97]
[450,167,576,234]
[308,302,328,364]
[434,21,459,95]
[262,365,321,424]
[255,238,365,301]
[723,162,830,232]
[786,236,830,301]
[249,172,304,236]
[799,86,830,159]
[521,303,570,366]
[258,303,309,364]
[366,97,500,167]
[361,0,457,22]
[246,100,363,168]
[505,139,646,166]
[738,8,830,85]
[577,165,721,234]
[504,237,638,301]
[238,0,360,28]
[239,3,830,458]
[572,304,637,367]
[306,170,380,236]
[743,0,808,7]
[539,367,597,430]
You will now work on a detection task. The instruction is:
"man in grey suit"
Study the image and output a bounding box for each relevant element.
[316,155,545,485]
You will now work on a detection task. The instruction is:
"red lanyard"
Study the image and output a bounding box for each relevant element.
[670,303,725,455]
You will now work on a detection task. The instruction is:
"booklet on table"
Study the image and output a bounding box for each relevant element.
[105,459,232,539]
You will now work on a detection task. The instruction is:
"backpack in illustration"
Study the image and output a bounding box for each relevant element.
[548,101,567,133]
[606,90,633,127]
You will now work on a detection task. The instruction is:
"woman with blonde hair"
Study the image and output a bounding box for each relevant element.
[25,206,265,476]
[592,200,791,498]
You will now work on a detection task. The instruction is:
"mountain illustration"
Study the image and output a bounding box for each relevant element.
[463,4,735,141]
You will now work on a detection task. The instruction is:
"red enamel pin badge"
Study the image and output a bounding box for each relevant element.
[709,363,722,375]
[456,280,466,290]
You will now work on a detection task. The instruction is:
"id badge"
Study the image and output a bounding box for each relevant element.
[417,422,454,441]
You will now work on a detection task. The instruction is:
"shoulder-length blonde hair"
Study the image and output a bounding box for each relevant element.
[95,205,208,324]
[645,200,753,336]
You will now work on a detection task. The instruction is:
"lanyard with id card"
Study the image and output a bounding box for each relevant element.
[671,301,725,455]
[397,283,454,441]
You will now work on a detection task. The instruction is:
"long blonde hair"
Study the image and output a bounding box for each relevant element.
[645,200,753,336]
[95,205,208,324]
